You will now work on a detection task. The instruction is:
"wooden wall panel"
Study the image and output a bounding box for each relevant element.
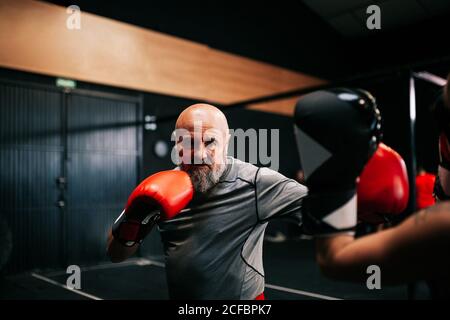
[246,95,303,117]
[0,0,326,104]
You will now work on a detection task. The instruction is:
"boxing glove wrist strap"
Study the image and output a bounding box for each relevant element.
[112,208,160,247]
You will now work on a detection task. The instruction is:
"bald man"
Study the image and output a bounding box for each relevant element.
[107,104,307,299]
[174,104,231,194]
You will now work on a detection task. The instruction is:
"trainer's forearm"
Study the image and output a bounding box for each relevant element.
[315,203,450,285]
[315,231,396,283]
[106,230,139,263]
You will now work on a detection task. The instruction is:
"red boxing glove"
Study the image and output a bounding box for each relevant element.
[357,143,409,224]
[112,170,193,246]
[415,172,436,210]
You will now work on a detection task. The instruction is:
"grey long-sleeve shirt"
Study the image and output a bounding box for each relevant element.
[158,157,308,299]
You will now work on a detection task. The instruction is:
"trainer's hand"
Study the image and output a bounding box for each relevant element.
[357,143,409,224]
[294,88,381,236]
[108,170,193,259]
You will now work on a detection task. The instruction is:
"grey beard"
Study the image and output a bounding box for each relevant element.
[189,164,226,194]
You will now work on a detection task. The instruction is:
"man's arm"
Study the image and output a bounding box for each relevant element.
[315,202,450,285]
[106,229,139,263]
[255,167,307,222]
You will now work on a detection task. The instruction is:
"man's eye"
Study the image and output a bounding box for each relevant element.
[177,137,193,146]
[205,138,216,147]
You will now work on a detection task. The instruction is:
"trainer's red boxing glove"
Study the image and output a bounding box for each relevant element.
[112,170,193,247]
[357,143,409,224]
[415,172,436,210]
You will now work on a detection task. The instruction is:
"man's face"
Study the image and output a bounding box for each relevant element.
[175,122,228,194]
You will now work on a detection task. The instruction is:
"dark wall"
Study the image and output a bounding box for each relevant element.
[141,94,197,176]
[0,80,63,273]
[226,109,301,178]
[0,68,142,273]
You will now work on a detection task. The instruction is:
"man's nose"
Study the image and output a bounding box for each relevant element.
[195,143,214,164]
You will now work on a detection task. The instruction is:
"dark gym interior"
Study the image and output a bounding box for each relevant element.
[1,0,450,302]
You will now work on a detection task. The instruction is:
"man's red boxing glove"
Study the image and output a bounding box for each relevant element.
[357,143,409,224]
[112,170,193,247]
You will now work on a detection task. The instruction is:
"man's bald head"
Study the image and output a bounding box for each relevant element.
[174,103,231,194]
[176,103,229,136]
